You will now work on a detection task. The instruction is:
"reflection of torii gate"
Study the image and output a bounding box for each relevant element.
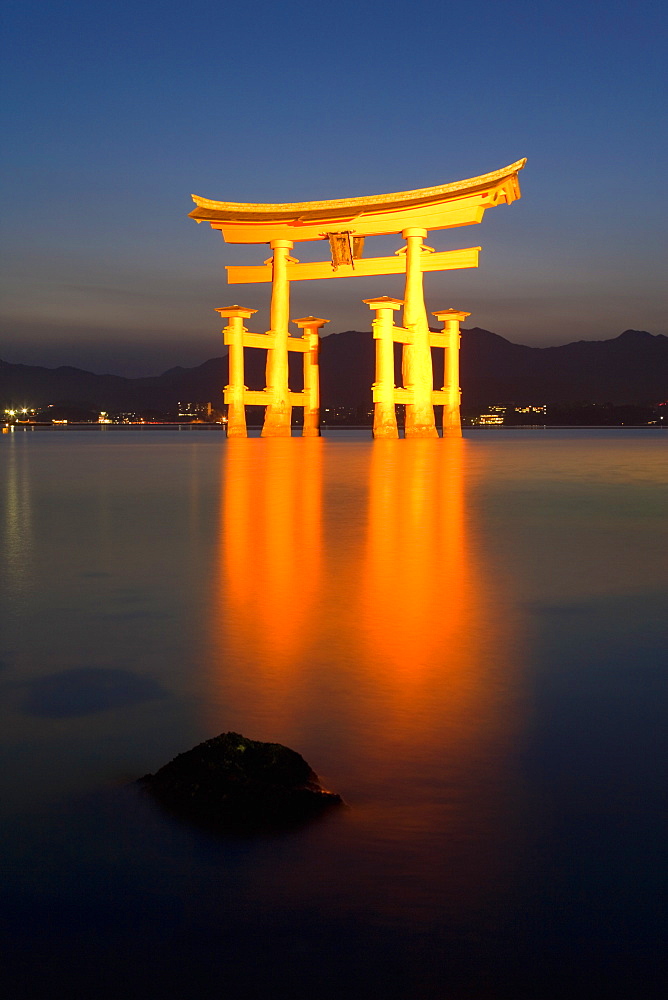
[189,158,526,438]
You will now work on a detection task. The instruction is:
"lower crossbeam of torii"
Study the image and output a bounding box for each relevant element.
[189,158,526,438]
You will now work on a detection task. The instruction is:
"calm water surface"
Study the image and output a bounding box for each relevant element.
[1,428,666,999]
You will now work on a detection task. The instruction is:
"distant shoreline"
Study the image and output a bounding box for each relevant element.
[3,423,664,434]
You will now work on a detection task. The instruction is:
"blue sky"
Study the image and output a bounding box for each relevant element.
[1,0,666,375]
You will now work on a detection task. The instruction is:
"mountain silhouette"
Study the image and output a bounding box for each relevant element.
[2,329,666,412]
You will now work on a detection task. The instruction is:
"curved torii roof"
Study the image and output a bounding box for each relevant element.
[189,158,527,244]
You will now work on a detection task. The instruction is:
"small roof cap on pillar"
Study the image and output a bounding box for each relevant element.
[432,308,471,322]
[363,296,404,310]
[215,305,258,318]
[293,316,330,328]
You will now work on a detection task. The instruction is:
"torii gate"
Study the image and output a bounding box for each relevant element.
[189,158,526,438]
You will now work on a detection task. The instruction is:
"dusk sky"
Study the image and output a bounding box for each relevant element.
[2,0,666,376]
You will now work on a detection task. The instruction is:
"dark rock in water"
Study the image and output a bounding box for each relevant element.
[138,731,343,832]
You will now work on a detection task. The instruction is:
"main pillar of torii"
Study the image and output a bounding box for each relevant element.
[189,159,526,437]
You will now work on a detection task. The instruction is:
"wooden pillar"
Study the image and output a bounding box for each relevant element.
[364,296,401,439]
[294,316,328,437]
[401,228,437,438]
[216,305,257,438]
[262,239,293,437]
[432,309,469,438]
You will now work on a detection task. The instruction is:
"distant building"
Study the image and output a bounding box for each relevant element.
[4,406,37,423]
[178,402,212,419]
[514,405,547,416]
[469,404,547,426]
[473,406,506,426]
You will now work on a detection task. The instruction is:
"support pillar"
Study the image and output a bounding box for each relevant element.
[262,239,293,437]
[364,297,401,439]
[432,309,469,438]
[216,306,257,437]
[401,228,437,438]
[294,316,328,437]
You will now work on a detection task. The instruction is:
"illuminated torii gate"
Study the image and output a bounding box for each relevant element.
[189,158,526,438]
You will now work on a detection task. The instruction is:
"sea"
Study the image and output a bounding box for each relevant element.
[1,426,666,999]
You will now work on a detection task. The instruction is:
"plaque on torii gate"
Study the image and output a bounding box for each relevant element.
[189,158,526,438]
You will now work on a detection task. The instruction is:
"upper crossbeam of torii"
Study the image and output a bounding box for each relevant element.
[189,158,526,438]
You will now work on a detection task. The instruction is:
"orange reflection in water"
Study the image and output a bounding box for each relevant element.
[360,439,503,733]
[209,436,520,769]
[356,438,522,835]
[209,437,521,754]
[211,438,323,731]
[207,436,523,913]
[363,440,469,687]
